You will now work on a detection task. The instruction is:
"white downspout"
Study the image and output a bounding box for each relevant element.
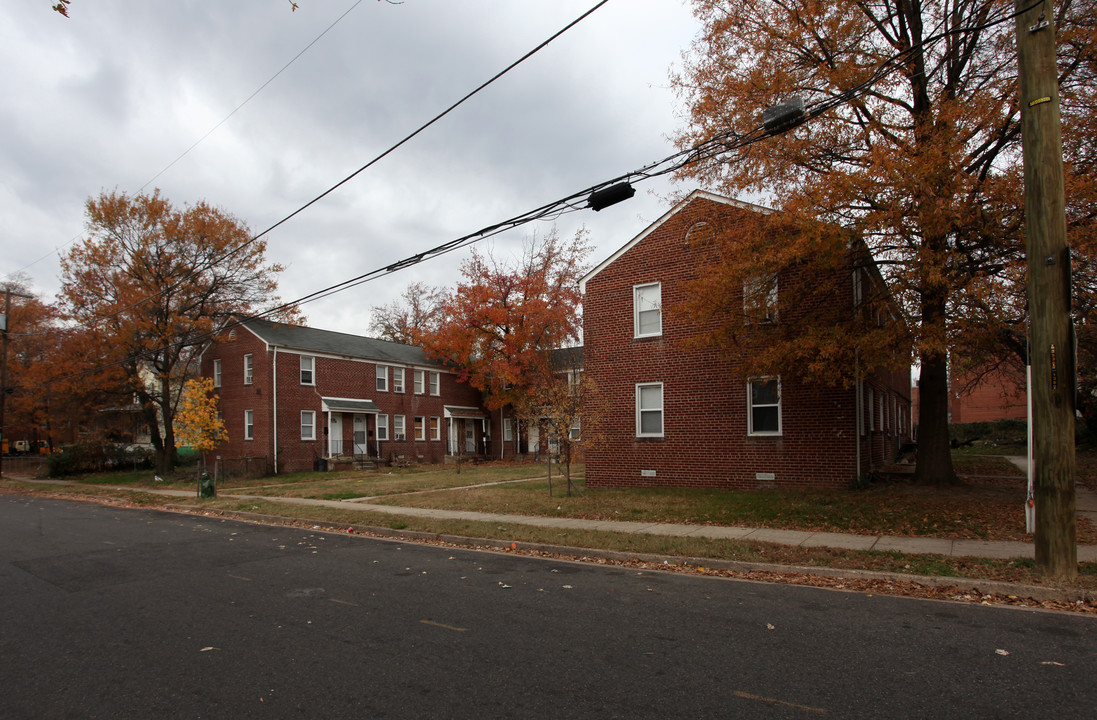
[272,347,279,474]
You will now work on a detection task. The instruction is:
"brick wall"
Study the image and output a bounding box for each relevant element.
[582,195,910,490]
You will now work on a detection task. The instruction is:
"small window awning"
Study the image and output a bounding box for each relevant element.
[444,406,486,419]
[322,397,380,414]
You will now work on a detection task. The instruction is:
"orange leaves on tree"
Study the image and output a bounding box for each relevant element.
[414,229,590,411]
[175,377,227,452]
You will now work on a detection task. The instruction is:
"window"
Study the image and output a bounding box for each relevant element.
[376,365,388,392]
[243,354,253,385]
[394,415,406,441]
[394,367,405,393]
[429,371,440,396]
[503,418,513,442]
[414,416,425,441]
[636,382,663,437]
[748,378,781,435]
[244,409,254,440]
[744,274,778,324]
[569,418,581,441]
[430,417,440,441]
[414,369,425,394]
[377,414,389,441]
[868,387,875,431]
[634,283,661,337]
[852,268,864,306]
[301,410,316,440]
[300,355,314,385]
[213,359,222,388]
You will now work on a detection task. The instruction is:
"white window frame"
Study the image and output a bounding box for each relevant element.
[633,282,662,338]
[300,355,315,385]
[376,365,388,392]
[430,416,441,441]
[213,359,222,388]
[244,409,254,440]
[636,382,664,437]
[747,377,782,436]
[301,410,316,440]
[414,416,425,441]
[569,418,581,441]
[377,414,389,441]
[394,367,405,393]
[503,417,513,442]
[429,371,440,396]
[394,415,406,441]
[414,369,425,394]
[243,354,253,385]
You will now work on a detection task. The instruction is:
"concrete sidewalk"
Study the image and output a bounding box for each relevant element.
[12,475,1097,562]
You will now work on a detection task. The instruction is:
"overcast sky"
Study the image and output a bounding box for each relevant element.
[1,0,702,336]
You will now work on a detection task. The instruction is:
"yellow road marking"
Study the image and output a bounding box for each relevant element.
[420,620,467,632]
[733,691,826,714]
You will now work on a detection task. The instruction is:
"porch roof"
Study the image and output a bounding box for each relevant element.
[444,405,486,419]
[321,397,381,414]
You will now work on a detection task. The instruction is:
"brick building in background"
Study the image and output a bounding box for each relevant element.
[579,190,912,490]
[200,318,497,474]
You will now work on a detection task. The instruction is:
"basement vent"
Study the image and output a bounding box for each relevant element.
[755,472,776,481]
[640,469,657,478]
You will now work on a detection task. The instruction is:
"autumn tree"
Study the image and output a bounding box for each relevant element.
[368,281,445,344]
[414,229,591,412]
[671,1,1095,487]
[514,356,602,497]
[58,190,295,474]
[175,377,228,460]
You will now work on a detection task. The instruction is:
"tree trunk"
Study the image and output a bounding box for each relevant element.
[914,351,959,486]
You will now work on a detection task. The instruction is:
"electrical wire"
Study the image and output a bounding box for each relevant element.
[11,0,1035,390]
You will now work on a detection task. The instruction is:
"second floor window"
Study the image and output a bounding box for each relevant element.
[414,369,425,394]
[634,283,662,337]
[376,365,388,392]
[244,354,253,385]
[300,355,314,385]
[429,371,440,396]
[213,359,222,387]
[394,367,405,393]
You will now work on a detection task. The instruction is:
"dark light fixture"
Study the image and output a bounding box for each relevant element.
[587,182,636,211]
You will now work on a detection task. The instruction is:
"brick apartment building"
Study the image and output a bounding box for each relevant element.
[200,318,501,474]
[579,190,912,490]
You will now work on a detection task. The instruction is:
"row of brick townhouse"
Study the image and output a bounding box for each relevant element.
[201,190,911,487]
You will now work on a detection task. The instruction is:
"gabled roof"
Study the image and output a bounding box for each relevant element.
[579,190,771,293]
[239,317,432,366]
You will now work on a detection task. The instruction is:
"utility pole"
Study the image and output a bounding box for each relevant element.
[1016,1,1076,579]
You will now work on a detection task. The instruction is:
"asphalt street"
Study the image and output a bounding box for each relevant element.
[2,493,1095,719]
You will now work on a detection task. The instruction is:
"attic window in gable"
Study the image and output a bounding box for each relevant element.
[684,221,713,248]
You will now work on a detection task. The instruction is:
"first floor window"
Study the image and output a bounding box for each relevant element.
[414,416,425,441]
[301,410,315,440]
[636,383,663,437]
[430,417,440,441]
[429,371,440,396]
[244,409,255,440]
[569,418,581,441]
[394,415,406,441]
[377,414,389,441]
[503,417,513,442]
[748,378,781,435]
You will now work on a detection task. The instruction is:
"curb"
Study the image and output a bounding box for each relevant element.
[164,504,1096,606]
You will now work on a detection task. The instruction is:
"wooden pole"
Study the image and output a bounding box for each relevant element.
[1016,1,1077,578]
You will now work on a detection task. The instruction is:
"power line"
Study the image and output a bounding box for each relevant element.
[11,1,1032,389]
[23,0,615,339]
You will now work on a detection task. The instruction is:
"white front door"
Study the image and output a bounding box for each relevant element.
[329,414,343,456]
[353,415,367,455]
[528,426,539,454]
